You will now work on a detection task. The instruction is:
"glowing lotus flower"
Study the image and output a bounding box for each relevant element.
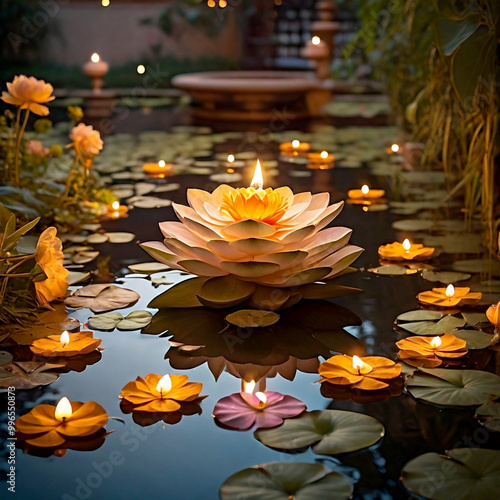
[1,75,55,116]
[486,301,500,327]
[69,123,103,160]
[143,184,362,308]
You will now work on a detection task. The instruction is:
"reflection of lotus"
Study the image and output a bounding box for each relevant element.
[143,300,364,382]
[320,379,403,403]
[120,400,204,427]
[142,185,362,309]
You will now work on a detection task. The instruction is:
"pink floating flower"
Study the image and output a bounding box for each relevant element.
[213,391,306,430]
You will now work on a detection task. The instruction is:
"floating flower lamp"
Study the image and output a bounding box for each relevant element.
[396,334,467,368]
[30,331,102,358]
[212,380,306,430]
[319,354,402,390]
[142,159,362,309]
[386,143,400,154]
[106,200,128,219]
[16,397,108,447]
[307,150,334,170]
[378,238,435,261]
[279,139,311,156]
[417,285,481,308]
[347,185,386,204]
[119,373,204,413]
[142,159,173,177]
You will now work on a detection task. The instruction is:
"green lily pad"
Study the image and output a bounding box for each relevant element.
[392,219,434,232]
[88,310,152,331]
[254,410,384,455]
[421,270,471,284]
[401,448,500,500]
[368,265,418,276]
[452,329,495,349]
[406,368,500,406]
[225,310,280,328]
[396,310,443,322]
[461,312,488,326]
[149,277,207,308]
[398,315,466,336]
[220,462,353,500]
[475,402,500,432]
[422,234,482,254]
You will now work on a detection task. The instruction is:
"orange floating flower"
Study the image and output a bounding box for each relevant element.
[347,185,385,202]
[396,334,467,368]
[119,373,204,412]
[69,123,103,160]
[1,75,55,116]
[378,239,434,261]
[34,227,70,306]
[486,301,500,327]
[16,397,108,447]
[318,354,402,390]
[417,285,481,308]
[30,331,102,358]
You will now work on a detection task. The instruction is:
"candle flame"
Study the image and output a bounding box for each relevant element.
[445,284,455,298]
[320,150,328,159]
[430,336,442,348]
[243,380,256,394]
[136,64,145,75]
[292,139,300,148]
[91,53,100,63]
[250,159,264,190]
[352,355,372,373]
[158,160,166,168]
[60,330,70,347]
[55,397,73,421]
[156,374,172,395]
[312,36,321,45]
[391,143,400,153]
[403,239,411,252]
[111,201,120,210]
[255,392,267,406]
[227,154,235,163]
[361,185,370,195]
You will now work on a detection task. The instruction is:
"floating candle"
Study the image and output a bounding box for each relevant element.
[142,160,173,176]
[386,143,400,154]
[319,354,401,390]
[279,140,311,156]
[307,150,334,169]
[347,185,386,203]
[106,200,129,219]
[378,239,435,261]
[30,331,102,358]
[417,286,482,308]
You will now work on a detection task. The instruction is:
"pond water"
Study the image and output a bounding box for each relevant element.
[1,125,499,500]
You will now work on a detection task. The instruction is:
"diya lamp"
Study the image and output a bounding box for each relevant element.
[378,238,435,261]
[279,139,311,157]
[307,150,335,170]
[30,330,102,358]
[417,284,482,308]
[302,36,330,79]
[106,200,129,219]
[83,53,109,94]
[386,143,400,155]
[347,184,386,204]
[142,159,173,177]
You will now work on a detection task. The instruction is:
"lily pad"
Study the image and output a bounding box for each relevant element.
[475,401,500,432]
[398,315,465,336]
[452,259,500,276]
[461,311,488,326]
[392,219,433,232]
[453,329,495,349]
[106,232,136,244]
[0,361,63,390]
[0,351,13,365]
[86,233,109,244]
[421,270,471,284]
[422,234,482,254]
[72,251,99,264]
[88,311,152,331]
[129,196,172,209]
[401,448,500,500]
[67,271,91,285]
[397,310,443,322]
[406,368,500,406]
[65,284,140,313]
[149,277,207,308]
[225,310,280,328]
[197,276,255,309]
[254,409,384,455]
[128,262,172,274]
[368,265,418,276]
[220,462,353,500]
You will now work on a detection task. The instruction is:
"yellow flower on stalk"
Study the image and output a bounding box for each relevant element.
[1,75,55,116]
[34,227,69,306]
[69,123,103,161]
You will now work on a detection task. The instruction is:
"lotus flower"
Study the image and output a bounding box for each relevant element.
[1,75,55,116]
[143,182,362,309]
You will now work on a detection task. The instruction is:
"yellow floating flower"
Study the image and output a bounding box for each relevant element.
[30,331,102,358]
[119,373,204,412]
[378,240,434,261]
[69,123,103,160]
[417,285,481,308]
[1,75,55,116]
[34,227,69,306]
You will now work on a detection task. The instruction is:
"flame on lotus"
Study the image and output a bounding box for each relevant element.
[255,391,267,406]
[111,201,120,210]
[156,374,172,395]
[242,380,256,394]
[391,144,400,153]
[292,140,301,149]
[60,330,70,348]
[55,397,73,421]
[352,355,364,370]
[227,154,235,163]
[320,151,328,159]
[403,239,411,252]
[445,284,455,298]
[361,185,370,195]
[430,336,442,348]
[91,53,100,63]
[312,36,321,45]
[250,159,264,190]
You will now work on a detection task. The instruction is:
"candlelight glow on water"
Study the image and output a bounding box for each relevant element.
[55,397,72,421]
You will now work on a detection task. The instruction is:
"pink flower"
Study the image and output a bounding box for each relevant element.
[213,391,306,430]
[26,140,50,157]
[69,123,103,160]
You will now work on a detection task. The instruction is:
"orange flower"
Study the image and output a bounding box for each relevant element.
[30,331,101,358]
[34,227,69,306]
[396,334,467,364]
[119,374,204,412]
[318,354,402,390]
[417,286,481,308]
[16,399,108,447]
[70,123,103,160]
[1,75,55,116]
[378,241,434,261]
[486,302,500,326]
